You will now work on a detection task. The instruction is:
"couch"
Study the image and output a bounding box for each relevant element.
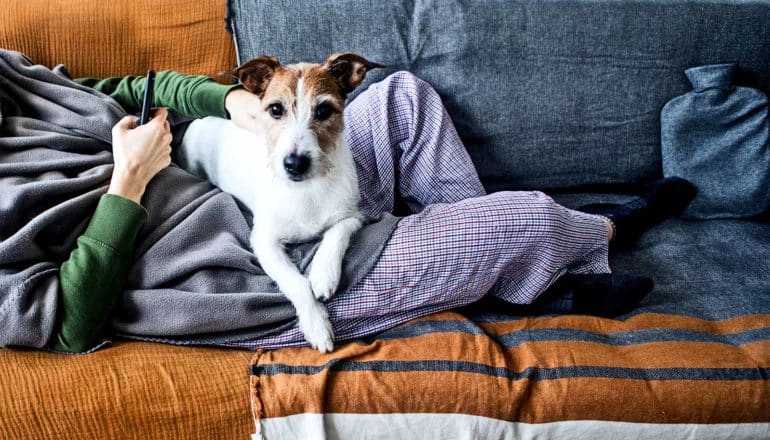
[2,0,769,439]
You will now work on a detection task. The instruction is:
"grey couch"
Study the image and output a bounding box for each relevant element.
[228,0,770,321]
[224,2,770,437]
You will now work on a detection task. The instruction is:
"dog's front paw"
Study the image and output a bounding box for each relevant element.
[297,302,335,353]
[308,262,341,301]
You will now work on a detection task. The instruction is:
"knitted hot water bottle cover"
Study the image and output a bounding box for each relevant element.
[661,63,770,219]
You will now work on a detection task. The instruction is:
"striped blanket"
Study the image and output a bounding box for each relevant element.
[249,310,770,439]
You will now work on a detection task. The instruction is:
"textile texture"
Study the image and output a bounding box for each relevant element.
[249,311,770,439]
[0,49,396,348]
[0,343,254,439]
[0,0,236,80]
[228,0,770,190]
[221,72,610,350]
[228,3,770,437]
[661,63,770,219]
[246,176,770,439]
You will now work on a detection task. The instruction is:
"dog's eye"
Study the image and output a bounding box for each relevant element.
[314,103,336,121]
[268,103,284,119]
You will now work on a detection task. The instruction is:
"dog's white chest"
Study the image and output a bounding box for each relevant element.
[179,117,360,243]
[253,175,356,242]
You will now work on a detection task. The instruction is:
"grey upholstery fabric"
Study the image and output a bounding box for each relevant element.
[551,193,770,320]
[612,219,770,319]
[226,0,770,327]
[228,0,770,190]
[661,63,770,219]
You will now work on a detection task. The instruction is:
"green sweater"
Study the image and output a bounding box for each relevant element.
[50,72,238,353]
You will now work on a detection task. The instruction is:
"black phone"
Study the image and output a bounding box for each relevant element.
[139,70,156,125]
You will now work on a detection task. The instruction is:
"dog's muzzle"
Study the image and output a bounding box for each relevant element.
[283,153,312,181]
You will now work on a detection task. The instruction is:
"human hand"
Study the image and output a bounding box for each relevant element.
[225,88,264,135]
[108,108,173,204]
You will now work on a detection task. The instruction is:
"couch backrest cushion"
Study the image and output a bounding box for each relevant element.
[1,0,236,80]
[228,0,770,190]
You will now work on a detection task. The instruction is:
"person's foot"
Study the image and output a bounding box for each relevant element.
[531,273,653,317]
[568,273,653,317]
[462,273,653,318]
[578,177,697,247]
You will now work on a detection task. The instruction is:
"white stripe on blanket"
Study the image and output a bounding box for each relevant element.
[253,413,770,440]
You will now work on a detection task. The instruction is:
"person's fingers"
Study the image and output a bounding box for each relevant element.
[242,91,262,109]
[251,99,262,111]
[150,107,169,125]
[154,107,169,119]
[243,120,265,136]
[156,156,171,172]
[112,115,136,133]
[164,120,171,133]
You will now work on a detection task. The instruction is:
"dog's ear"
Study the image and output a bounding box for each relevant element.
[233,56,281,96]
[323,52,385,96]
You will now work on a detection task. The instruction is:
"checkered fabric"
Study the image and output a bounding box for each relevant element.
[346,71,488,219]
[223,72,610,349]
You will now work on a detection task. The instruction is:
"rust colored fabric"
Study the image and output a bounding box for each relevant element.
[0,343,254,439]
[1,0,236,80]
[251,311,770,425]
[1,3,246,437]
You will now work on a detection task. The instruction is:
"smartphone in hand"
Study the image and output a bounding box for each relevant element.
[139,70,155,125]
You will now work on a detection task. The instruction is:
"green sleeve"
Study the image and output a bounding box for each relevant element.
[75,71,241,119]
[49,194,148,354]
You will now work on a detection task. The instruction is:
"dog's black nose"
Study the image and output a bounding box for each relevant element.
[283,153,311,179]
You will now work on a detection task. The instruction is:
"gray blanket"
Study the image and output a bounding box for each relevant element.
[0,50,398,348]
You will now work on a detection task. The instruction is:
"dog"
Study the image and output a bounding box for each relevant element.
[176,53,384,352]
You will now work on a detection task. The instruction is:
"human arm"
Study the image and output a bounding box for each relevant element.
[49,110,172,353]
[75,71,237,119]
[74,72,263,133]
[51,195,147,353]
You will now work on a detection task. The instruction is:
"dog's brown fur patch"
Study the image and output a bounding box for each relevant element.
[260,63,346,154]
[236,54,381,178]
[303,66,345,154]
[259,67,298,154]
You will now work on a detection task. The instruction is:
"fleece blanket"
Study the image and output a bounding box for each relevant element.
[0,50,398,348]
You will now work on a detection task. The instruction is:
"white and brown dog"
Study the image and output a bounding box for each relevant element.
[177,53,383,352]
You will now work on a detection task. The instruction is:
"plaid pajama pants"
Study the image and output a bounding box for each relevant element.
[224,72,610,349]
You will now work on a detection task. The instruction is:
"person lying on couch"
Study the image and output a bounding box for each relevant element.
[40,69,695,353]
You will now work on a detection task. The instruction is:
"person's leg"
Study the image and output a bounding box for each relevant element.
[223,191,611,349]
[344,71,486,219]
[339,71,657,314]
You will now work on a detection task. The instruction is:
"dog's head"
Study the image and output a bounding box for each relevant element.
[233,53,384,183]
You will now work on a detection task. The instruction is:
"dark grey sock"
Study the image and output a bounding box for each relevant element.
[579,177,697,247]
[531,273,653,317]
[568,273,653,317]
[463,274,653,318]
